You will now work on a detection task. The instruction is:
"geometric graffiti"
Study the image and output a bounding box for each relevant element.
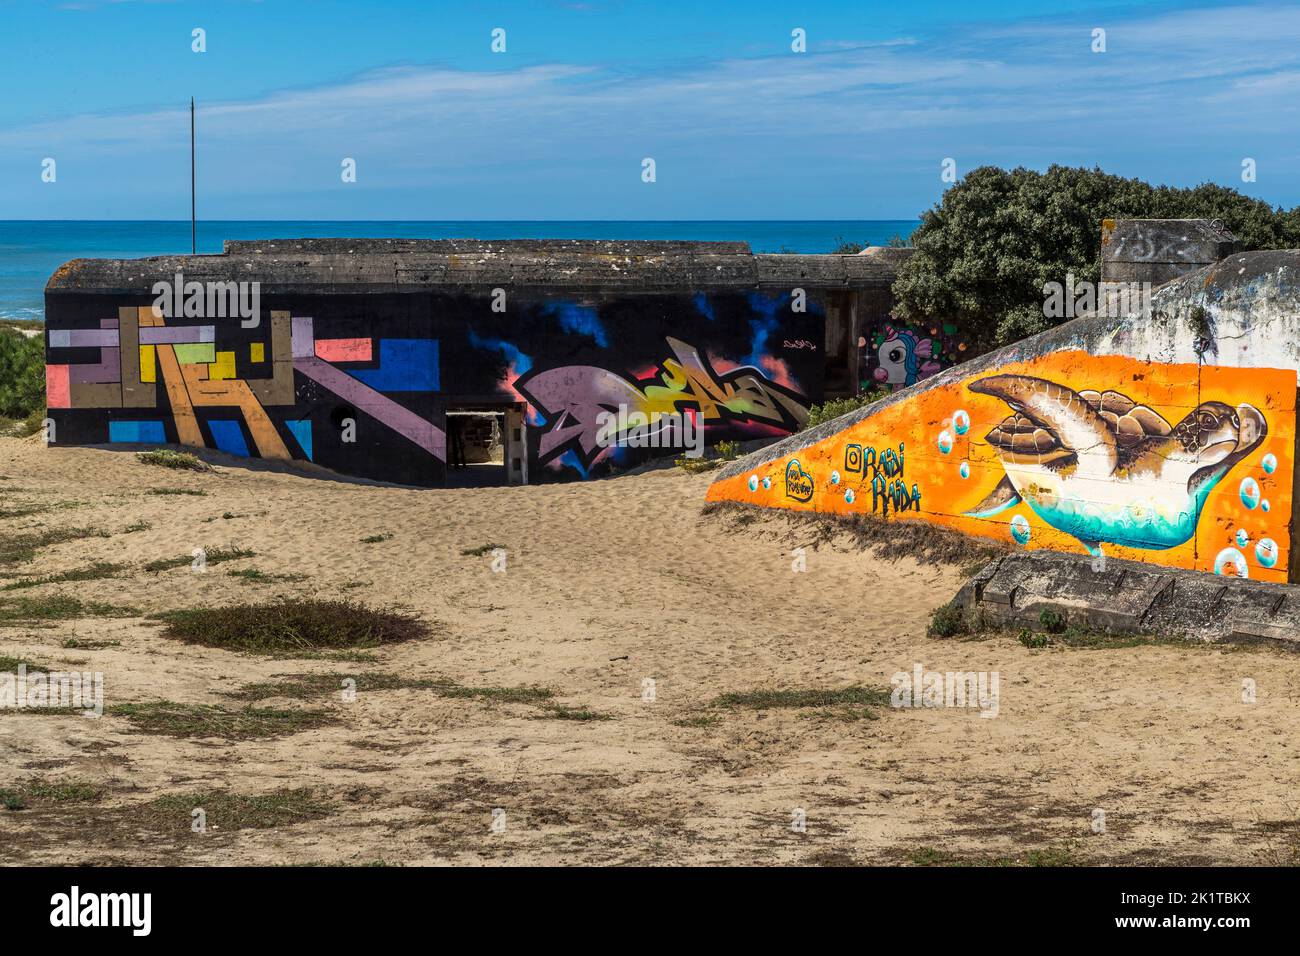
[515,336,810,470]
[48,290,821,486]
[47,306,444,463]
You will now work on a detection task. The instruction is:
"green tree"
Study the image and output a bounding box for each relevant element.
[0,331,45,421]
[890,165,1300,348]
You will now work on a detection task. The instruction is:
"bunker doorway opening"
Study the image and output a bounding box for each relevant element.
[445,404,528,488]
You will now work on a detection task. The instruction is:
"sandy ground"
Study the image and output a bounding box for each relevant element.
[1,434,1298,866]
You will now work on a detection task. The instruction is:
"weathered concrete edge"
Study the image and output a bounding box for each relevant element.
[46,242,904,295]
[950,550,1300,648]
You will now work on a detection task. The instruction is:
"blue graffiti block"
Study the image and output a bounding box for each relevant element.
[207,420,251,458]
[348,339,439,392]
[546,302,609,347]
[285,419,313,460]
[108,420,166,444]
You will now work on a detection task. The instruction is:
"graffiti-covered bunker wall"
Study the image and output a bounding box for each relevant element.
[709,248,1300,584]
[44,239,911,487]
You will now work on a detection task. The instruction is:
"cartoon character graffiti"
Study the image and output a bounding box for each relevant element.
[966,374,1267,553]
[870,326,941,388]
[515,336,809,469]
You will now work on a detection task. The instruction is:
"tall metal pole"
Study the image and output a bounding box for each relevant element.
[190,97,196,255]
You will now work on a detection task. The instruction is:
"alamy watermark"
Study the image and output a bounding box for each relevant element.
[1043,274,1151,320]
[891,663,999,718]
[594,405,704,458]
[151,272,261,328]
[1,664,103,718]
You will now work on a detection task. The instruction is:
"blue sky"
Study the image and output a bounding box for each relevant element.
[1,0,1298,219]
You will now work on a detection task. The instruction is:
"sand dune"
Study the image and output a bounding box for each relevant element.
[1,435,1297,865]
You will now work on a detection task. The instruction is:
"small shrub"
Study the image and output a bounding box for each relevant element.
[715,440,741,461]
[1018,629,1051,649]
[136,449,207,471]
[675,456,720,474]
[149,599,432,653]
[712,686,889,709]
[803,389,891,431]
[143,545,253,573]
[1038,607,1067,634]
[928,602,969,638]
[460,542,504,557]
[360,532,393,544]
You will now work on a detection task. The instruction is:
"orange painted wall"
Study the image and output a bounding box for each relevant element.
[707,351,1296,583]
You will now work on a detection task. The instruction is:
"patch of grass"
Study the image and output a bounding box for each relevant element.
[907,845,1081,867]
[361,532,393,544]
[0,561,126,591]
[799,706,879,722]
[671,714,722,728]
[146,487,208,497]
[123,520,152,533]
[459,542,504,556]
[0,595,138,623]
[535,703,610,721]
[109,701,335,739]
[0,526,111,566]
[225,671,430,701]
[273,649,381,664]
[702,500,1008,567]
[227,567,308,584]
[433,683,554,704]
[675,456,720,474]
[141,788,334,830]
[0,505,46,520]
[712,686,890,710]
[61,637,121,650]
[928,602,970,638]
[149,599,432,654]
[143,545,254,573]
[136,449,208,471]
[0,778,103,811]
[0,653,51,673]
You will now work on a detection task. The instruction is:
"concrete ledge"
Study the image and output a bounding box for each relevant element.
[953,551,1300,648]
[46,240,902,296]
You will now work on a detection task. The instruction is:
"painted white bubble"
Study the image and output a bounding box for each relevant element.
[1262,453,1278,474]
[1010,514,1031,545]
[959,460,970,479]
[1256,537,1279,569]
[830,470,841,485]
[937,430,954,454]
[844,488,856,505]
[761,476,772,490]
[1262,499,1271,513]
[747,474,759,492]
[1235,528,1249,548]
[1240,477,1260,509]
[952,410,970,435]
[1214,547,1250,578]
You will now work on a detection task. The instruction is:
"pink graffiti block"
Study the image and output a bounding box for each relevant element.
[291,317,315,359]
[46,365,71,408]
[315,338,373,362]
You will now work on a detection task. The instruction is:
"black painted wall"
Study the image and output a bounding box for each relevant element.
[44,289,825,487]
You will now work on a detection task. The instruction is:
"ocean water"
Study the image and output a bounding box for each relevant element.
[0,220,918,321]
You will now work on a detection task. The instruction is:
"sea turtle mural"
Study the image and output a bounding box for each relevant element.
[966,374,1267,552]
